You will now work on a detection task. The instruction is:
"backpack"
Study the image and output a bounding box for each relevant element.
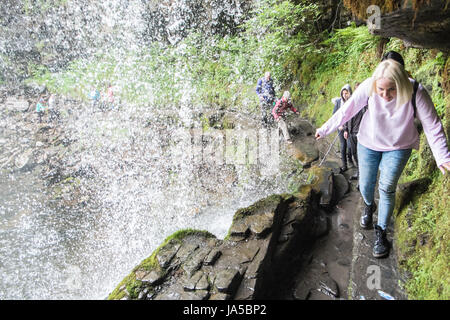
[411,80,422,132]
[412,80,419,118]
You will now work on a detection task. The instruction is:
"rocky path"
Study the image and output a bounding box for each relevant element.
[274,127,407,300]
[106,115,408,301]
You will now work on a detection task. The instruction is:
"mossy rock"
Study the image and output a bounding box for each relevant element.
[394,177,432,215]
[226,193,293,241]
[107,229,216,300]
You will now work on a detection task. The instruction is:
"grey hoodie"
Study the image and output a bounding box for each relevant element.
[333,84,352,114]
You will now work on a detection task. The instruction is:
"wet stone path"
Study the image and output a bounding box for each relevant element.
[274,131,407,300]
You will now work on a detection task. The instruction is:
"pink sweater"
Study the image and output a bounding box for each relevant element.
[316,77,450,167]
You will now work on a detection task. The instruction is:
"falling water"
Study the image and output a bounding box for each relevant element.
[0,0,292,300]
[0,98,292,299]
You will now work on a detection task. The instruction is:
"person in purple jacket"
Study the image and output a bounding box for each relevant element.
[315,59,450,258]
[256,71,276,126]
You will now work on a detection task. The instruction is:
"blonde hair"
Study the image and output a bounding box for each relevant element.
[283,90,290,100]
[369,59,413,108]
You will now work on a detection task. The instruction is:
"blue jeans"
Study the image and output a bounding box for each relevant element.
[357,143,411,230]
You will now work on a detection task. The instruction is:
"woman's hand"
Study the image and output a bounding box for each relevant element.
[344,131,348,140]
[439,161,450,175]
[315,129,323,140]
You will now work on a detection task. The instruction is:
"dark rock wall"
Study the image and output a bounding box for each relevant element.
[343,0,450,50]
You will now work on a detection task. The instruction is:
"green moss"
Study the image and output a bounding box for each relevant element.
[107,273,137,300]
[232,194,283,222]
[223,193,293,240]
[395,172,450,299]
[138,229,216,271]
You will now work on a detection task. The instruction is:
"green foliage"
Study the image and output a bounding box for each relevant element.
[298,25,379,126]
[395,172,450,299]
[319,24,381,73]
[242,0,320,84]
[27,0,324,113]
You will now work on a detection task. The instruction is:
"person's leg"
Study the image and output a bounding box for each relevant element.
[347,140,354,167]
[350,134,359,179]
[357,143,381,206]
[371,148,411,258]
[260,102,268,125]
[278,118,291,142]
[266,99,274,126]
[350,134,359,164]
[338,131,348,170]
[377,148,412,230]
[357,143,381,228]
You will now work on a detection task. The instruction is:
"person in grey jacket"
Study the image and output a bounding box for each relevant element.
[332,84,354,172]
[343,82,367,180]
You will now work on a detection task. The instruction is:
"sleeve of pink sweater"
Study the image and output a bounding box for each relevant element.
[415,84,450,167]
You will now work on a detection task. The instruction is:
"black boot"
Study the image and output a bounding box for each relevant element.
[373,225,389,258]
[360,201,376,229]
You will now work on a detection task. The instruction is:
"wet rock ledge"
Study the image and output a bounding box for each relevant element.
[108,165,345,300]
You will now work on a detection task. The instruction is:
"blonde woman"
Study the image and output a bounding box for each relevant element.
[315,59,450,258]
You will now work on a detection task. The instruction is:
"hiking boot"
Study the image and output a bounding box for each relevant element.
[373,225,390,258]
[360,202,376,229]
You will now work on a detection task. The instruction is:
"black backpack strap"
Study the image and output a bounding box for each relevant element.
[412,80,419,118]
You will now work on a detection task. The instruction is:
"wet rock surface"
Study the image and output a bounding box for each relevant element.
[274,133,407,300]
[0,94,96,212]
[109,119,406,301]
[108,194,318,300]
[2,94,407,300]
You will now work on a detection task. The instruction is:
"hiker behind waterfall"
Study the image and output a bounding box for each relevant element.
[256,71,276,126]
[106,83,115,110]
[48,93,59,122]
[36,95,47,123]
[343,82,366,181]
[332,84,354,172]
[315,59,450,259]
[272,91,299,144]
[89,86,101,112]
